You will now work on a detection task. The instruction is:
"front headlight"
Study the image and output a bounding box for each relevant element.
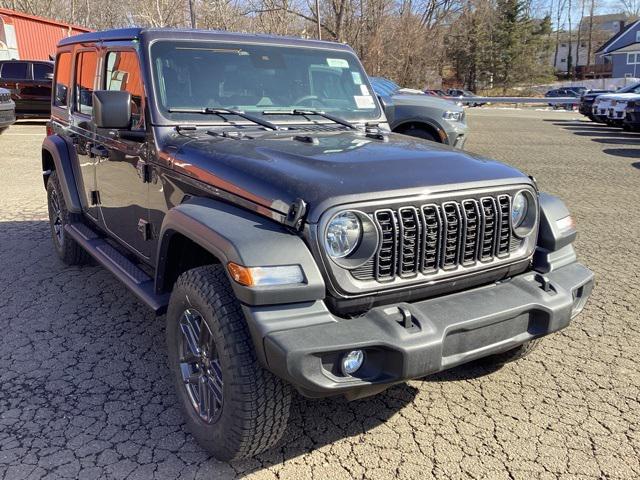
[443,111,463,122]
[323,210,379,269]
[325,211,362,258]
[511,190,537,238]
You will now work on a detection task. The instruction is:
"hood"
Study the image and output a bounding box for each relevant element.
[391,93,462,111]
[595,92,639,101]
[165,129,530,223]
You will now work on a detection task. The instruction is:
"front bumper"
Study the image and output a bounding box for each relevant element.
[444,121,468,149]
[247,262,593,398]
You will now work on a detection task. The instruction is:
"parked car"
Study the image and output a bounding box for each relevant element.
[44,27,594,461]
[591,82,640,124]
[370,77,467,147]
[624,98,640,131]
[0,60,54,118]
[0,87,16,132]
[605,94,638,126]
[564,86,588,95]
[446,89,487,107]
[544,88,580,109]
[425,89,448,97]
[578,89,612,120]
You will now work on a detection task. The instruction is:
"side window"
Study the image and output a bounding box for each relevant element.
[74,50,98,115]
[105,51,145,128]
[33,63,53,81]
[54,53,71,107]
[0,62,28,79]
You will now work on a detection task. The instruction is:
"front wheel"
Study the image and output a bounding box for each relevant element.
[166,265,292,461]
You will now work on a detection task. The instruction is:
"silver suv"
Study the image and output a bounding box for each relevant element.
[0,87,15,133]
[370,77,468,148]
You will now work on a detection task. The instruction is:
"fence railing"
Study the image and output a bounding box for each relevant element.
[450,96,581,106]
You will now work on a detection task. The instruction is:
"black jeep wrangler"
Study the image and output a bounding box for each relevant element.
[43,28,594,461]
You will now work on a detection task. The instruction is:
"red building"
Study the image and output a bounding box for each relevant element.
[0,9,90,61]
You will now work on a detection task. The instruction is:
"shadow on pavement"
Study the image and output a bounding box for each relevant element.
[0,220,419,477]
[633,162,640,169]
[602,148,640,158]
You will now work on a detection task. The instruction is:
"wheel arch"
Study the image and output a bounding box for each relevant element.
[156,196,325,305]
[392,119,448,144]
[42,135,82,213]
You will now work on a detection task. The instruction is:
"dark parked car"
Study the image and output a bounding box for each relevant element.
[44,28,594,461]
[623,97,640,131]
[370,77,467,147]
[544,88,580,98]
[0,87,15,132]
[0,60,53,118]
[425,89,448,97]
[578,89,612,119]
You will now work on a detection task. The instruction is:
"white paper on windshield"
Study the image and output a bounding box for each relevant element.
[351,71,363,84]
[360,84,369,95]
[327,58,349,68]
[354,95,375,109]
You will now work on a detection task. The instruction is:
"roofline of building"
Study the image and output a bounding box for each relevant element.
[0,8,91,32]
[596,19,640,54]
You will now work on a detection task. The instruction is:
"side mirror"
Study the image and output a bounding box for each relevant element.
[376,94,395,123]
[44,72,54,81]
[92,90,131,129]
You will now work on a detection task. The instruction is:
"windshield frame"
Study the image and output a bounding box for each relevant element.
[145,38,384,128]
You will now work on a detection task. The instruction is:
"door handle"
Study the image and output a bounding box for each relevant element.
[90,144,109,158]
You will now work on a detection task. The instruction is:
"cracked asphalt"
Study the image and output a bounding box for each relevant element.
[0,109,639,479]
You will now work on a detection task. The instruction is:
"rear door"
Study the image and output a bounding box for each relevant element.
[0,61,29,113]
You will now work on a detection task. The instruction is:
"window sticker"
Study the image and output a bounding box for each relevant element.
[351,71,362,84]
[354,95,375,109]
[327,58,349,68]
[360,84,369,95]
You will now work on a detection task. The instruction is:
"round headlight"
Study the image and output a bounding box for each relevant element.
[511,192,528,228]
[325,211,362,258]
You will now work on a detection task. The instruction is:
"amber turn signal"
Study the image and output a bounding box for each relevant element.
[227,262,254,286]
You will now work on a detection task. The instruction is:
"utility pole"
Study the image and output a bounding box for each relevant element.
[188,0,196,29]
[315,0,321,39]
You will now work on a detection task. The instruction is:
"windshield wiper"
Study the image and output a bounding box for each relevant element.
[167,107,279,131]
[262,109,357,130]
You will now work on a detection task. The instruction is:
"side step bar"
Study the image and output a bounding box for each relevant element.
[65,223,170,314]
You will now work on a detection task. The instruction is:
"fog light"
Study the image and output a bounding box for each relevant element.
[341,350,364,376]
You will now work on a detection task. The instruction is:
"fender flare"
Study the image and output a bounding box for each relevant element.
[391,117,449,144]
[42,135,82,213]
[156,196,326,305]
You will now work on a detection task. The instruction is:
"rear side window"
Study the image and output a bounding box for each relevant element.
[54,53,72,107]
[105,51,145,128]
[0,62,29,79]
[34,63,53,81]
[74,50,98,115]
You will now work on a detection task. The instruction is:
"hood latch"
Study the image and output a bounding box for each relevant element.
[285,198,308,231]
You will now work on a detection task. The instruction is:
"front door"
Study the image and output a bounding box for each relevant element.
[95,49,153,260]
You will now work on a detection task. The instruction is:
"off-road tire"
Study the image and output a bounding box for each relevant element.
[46,171,89,265]
[481,338,542,366]
[166,265,292,461]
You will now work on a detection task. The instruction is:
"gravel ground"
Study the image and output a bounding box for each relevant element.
[0,110,638,480]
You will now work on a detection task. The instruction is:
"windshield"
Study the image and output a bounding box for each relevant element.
[617,82,640,94]
[150,40,381,123]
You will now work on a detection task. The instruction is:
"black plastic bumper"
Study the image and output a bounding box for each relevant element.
[244,262,594,398]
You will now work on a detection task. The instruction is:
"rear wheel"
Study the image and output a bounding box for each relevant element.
[46,171,88,265]
[166,265,292,461]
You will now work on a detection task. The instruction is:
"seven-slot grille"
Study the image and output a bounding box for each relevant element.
[354,195,515,282]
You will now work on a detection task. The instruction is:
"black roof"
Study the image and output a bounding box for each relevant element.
[596,20,639,54]
[58,27,352,52]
